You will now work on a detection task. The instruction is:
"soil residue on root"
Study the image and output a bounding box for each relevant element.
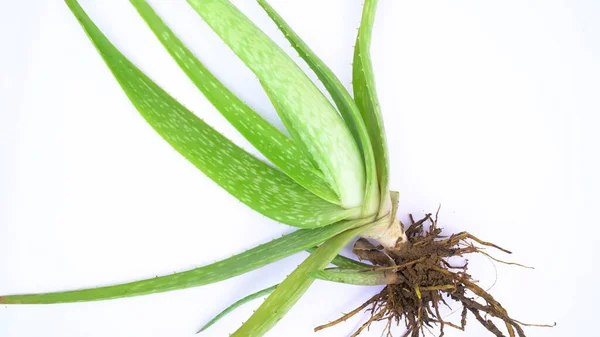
[315,213,551,337]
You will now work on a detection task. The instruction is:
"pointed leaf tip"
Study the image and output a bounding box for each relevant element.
[197,284,278,333]
[353,0,390,213]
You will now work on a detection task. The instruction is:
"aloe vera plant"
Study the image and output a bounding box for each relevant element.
[1,1,538,336]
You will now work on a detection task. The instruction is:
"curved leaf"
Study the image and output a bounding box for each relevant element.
[197,284,278,333]
[230,229,360,336]
[197,252,369,333]
[256,0,380,217]
[186,0,366,209]
[64,0,358,229]
[353,0,391,213]
[230,215,389,337]
[0,218,366,304]
[129,0,339,204]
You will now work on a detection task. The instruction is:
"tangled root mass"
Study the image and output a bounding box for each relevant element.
[315,213,552,337]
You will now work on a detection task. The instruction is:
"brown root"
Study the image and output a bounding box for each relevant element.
[315,213,554,337]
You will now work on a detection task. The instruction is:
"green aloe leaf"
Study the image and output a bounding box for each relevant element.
[186,0,366,209]
[197,284,278,333]
[198,252,369,333]
[309,268,392,286]
[64,0,359,229]
[259,81,323,174]
[230,229,361,336]
[198,250,370,333]
[129,0,339,204]
[353,0,391,212]
[256,0,380,217]
[230,215,389,337]
[0,218,367,304]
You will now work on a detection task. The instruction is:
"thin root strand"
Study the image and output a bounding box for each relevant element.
[315,214,552,337]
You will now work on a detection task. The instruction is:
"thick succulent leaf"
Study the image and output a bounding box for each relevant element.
[64,0,358,228]
[130,0,339,204]
[197,284,278,333]
[230,215,389,337]
[230,229,361,336]
[198,251,369,333]
[186,0,366,209]
[309,268,391,286]
[0,218,366,304]
[260,81,323,175]
[353,0,391,213]
[257,0,380,217]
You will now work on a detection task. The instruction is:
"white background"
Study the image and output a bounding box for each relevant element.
[1,1,599,336]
